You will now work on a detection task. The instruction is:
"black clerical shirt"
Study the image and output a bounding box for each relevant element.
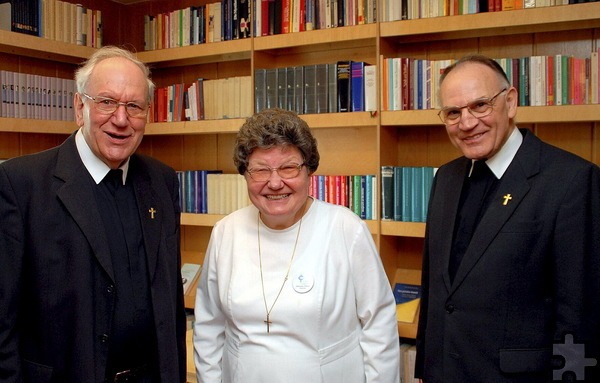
[96,169,158,375]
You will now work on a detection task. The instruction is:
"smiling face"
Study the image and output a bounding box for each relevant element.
[245,145,311,229]
[439,62,518,160]
[75,57,149,169]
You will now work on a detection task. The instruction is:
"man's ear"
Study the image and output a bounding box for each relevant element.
[74,93,85,127]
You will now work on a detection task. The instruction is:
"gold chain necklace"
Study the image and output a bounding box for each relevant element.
[257,212,303,333]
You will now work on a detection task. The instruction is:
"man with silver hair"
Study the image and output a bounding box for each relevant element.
[0,46,186,383]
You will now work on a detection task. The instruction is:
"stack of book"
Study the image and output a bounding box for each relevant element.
[255,61,376,115]
[382,51,600,111]
[381,166,436,223]
[149,76,253,123]
[8,0,103,47]
[176,170,251,215]
[0,70,75,121]
[309,174,377,220]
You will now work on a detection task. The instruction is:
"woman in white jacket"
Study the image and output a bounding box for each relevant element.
[193,108,399,383]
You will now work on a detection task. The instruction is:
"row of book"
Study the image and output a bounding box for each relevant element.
[143,1,249,50]
[176,170,379,220]
[8,0,103,47]
[253,0,379,35]
[381,166,437,223]
[143,0,379,50]
[0,70,75,121]
[309,174,378,220]
[381,52,600,111]
[177,170,252,215]
[255,61,376,115]
[149,76,253,123]
[382,0,598,21]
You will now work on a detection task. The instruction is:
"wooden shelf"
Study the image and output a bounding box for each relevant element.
[145,119,245,135]
[145,112,377,135]
[136,39,252,68]
[381,221,426,238]
[180,213,223,227]
[380,3,600,42]
[253,24,377,53]
[181,213,380,235]
[381,104,600,127]
[0,118,77,134]
[0,30,95,64]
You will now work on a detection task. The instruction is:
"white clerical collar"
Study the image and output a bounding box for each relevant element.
[478,127,523,179]
[75,128,129,185]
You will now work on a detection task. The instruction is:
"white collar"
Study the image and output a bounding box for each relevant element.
[473,127,523,179]
[75,128,129,185]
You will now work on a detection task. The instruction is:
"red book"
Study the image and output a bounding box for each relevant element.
[340,175,348,208]
[335,175,342,206]
[262,0,270,36]
[546,55,554,106]
[281,0,291,34]
[299,0,306,32]
[401,58,410,110]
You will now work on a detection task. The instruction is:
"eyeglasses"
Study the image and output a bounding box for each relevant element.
[81,93,149,118]
[247,163,305,182]
[438,88,507,125]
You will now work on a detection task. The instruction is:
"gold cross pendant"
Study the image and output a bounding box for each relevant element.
[264,314,272,333]
[149,207,157,219]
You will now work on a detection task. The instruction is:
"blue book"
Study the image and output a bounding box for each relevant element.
[401,167,413,222]
[411,167,423,222]
[194,170,201,213]
[317,175,326,201]
[184,170,195,213]
[350,61,365,112]
[393,166,403,221]
[393,282,421,323]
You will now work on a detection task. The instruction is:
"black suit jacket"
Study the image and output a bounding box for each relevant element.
[0,133,186,383]
[416,129,600,382]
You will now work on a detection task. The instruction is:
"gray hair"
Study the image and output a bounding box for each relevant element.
[233,108,320,175]
[75,46,155,101]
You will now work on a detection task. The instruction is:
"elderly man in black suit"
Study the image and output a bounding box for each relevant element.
[416,54,600,382]
[0,46,186,383]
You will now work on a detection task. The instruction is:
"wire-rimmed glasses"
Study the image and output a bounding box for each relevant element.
[81,93,149,118]
[247,163,305,182]
[438,88,507,125]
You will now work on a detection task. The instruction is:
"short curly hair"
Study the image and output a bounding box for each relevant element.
[233,108,320,175]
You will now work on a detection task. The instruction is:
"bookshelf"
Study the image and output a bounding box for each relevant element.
[1,1,599,342]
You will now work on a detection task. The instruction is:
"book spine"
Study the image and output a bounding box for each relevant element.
[303,64,317,114]
[336,61,351,112]
[351,61,365,112]
[381,166,394,221]
[315,63,328,113]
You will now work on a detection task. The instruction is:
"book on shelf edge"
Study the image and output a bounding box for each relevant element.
[393,282,421,323]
